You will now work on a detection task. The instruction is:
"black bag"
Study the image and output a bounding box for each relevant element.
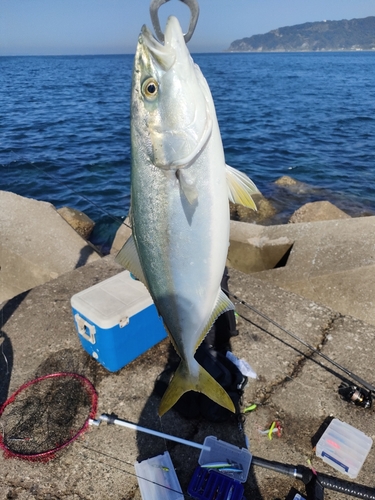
[154,327,247,422]
[179,343,247,422]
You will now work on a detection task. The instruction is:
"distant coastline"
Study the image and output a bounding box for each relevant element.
[224,49,375,54]
[227,16,375,53]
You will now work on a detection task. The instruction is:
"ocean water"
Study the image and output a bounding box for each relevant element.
[1,52,375,249]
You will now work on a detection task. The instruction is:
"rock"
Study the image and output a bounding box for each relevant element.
[57,206,95,239]
[274,175,299,186]
[274,175,315,194]
[289,201,351,223]
[230,193,277,224]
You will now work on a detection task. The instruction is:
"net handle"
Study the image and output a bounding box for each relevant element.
[95,413,210,451]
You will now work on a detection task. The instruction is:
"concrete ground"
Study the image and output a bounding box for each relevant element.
[1,255,375,500]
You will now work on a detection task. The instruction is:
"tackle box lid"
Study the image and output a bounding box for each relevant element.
[198,436,252,483]
[71,271,155,329]
[316,418,373,479]
[134,451,183,500]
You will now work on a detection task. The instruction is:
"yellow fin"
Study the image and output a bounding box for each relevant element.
[194,289,234,352]
[158,360,235,416]
[226,164,258,210]
[115,235,148,288]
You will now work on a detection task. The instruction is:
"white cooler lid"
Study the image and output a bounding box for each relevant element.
[71,271,155,328]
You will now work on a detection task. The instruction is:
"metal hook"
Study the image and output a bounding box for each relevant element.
[149,0,200,43]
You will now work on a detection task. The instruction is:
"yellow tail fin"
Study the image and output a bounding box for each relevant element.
[158,361,235,416]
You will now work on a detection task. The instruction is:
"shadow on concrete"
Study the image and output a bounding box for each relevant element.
[0,291,30,404]
[0,332,13,406]
[33,346,108,386]
[75,244,101,269]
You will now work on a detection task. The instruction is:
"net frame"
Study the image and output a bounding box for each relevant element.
[0,372,98,461]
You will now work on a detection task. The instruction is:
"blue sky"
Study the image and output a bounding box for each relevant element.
[1,0,374,55]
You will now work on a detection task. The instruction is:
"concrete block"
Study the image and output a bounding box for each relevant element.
[0,191,101,303]
[109,217,132,255]
[1,257,375,498]
[229,217,375,326]
[228,221,293,273]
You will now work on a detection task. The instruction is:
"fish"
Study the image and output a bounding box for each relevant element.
[116,15,259,416]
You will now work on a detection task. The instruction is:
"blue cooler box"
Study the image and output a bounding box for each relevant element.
[71,271,167,372]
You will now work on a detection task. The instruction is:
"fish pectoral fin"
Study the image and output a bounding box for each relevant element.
[194,289,234,352]
[226,164,259,210]
[158,361,235,416]
[176,170,198,205]
[115,235,148,288]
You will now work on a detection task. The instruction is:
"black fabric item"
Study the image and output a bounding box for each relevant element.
[154,327,247,422]
[154,342,247,422]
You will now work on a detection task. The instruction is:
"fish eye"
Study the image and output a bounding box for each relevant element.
[142,78,158,100]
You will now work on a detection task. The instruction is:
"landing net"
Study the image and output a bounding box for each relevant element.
[0,372,97,461]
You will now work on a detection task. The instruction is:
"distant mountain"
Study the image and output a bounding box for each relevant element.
[227,16,375,52]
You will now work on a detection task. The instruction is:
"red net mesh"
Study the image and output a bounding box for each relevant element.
[0,373,97,461]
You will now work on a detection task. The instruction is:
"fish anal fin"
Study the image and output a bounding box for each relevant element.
[115,235,148,288]
[226,164,259,210]
[194,289,234,352]
[158,361,235,416]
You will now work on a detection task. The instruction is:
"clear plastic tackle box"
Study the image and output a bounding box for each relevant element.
[316,418,373,478]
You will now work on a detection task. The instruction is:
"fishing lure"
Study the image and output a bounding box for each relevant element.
[201,462,234,469]
[244,403,257,413]
[258,420,282,439]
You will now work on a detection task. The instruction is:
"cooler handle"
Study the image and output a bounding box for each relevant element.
[75,314,96,344]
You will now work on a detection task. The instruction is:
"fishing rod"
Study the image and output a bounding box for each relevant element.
[227,289,375,409]
[92,414,375,500]
[2,369,374,500]
[251,455,375,500]
[10,157,374,407]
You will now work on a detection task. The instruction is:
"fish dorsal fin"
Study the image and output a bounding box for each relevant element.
[176,169,198,205]
[226,164,259,210]
[194,288,234,352]
[115,235,148,288]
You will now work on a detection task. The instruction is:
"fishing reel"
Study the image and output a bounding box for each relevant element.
[338,382,372,409]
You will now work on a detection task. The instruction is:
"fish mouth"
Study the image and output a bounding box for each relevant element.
[140,22,176,72]
[137,17,212,171]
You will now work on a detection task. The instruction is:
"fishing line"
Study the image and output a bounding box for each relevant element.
[80,444,191,499]
[3,153,131,230]
[0,338,9,376]
[6,154,374,398]
[1,369,374,497]
[226,289,375,398]
[0,373,189,497]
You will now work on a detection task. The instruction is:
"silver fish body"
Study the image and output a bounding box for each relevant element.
[117,16,258,415]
